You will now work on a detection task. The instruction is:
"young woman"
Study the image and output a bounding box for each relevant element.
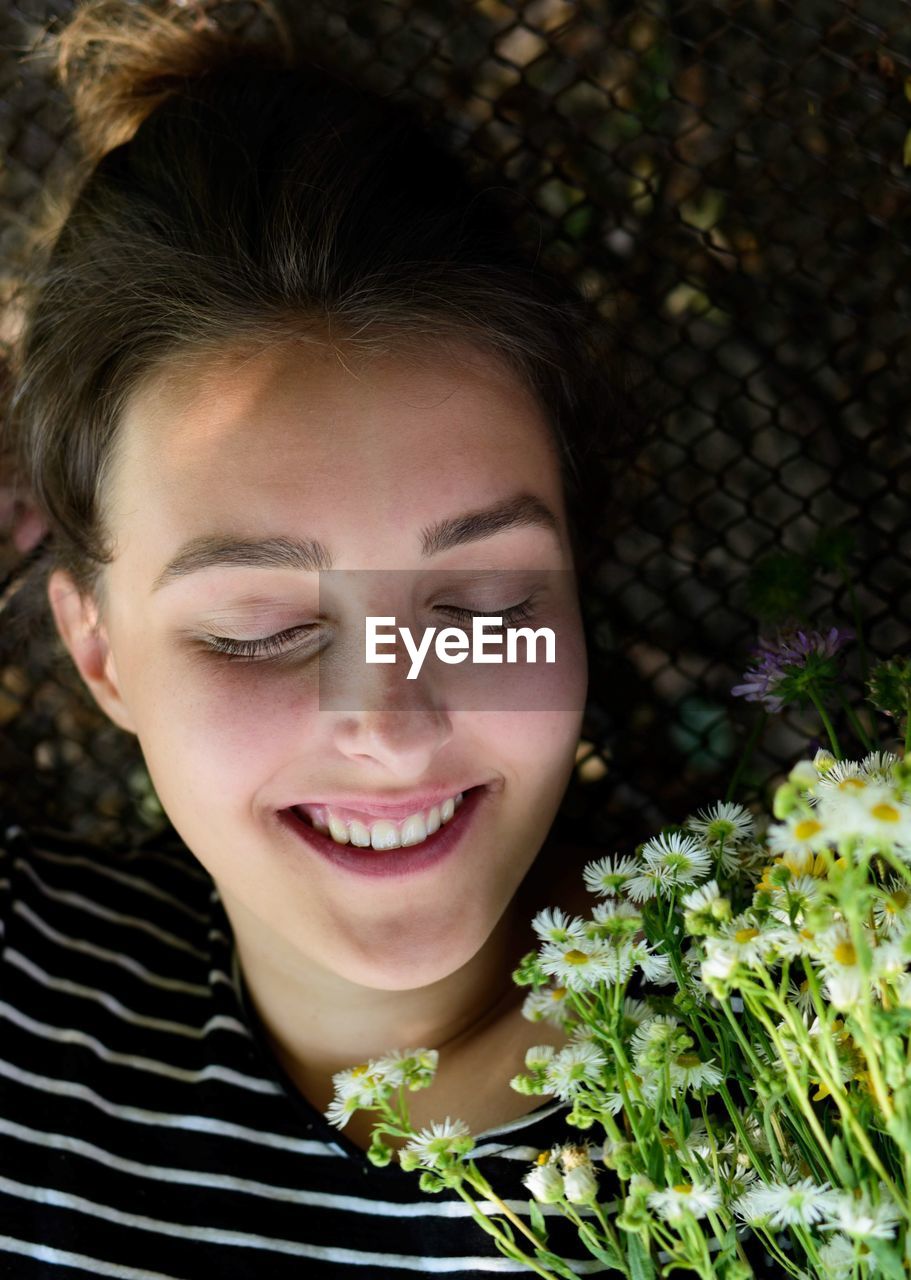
[0,1,643,1274]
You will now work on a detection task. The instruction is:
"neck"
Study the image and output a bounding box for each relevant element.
[218,878,539,1113]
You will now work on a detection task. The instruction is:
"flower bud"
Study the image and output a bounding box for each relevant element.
[773,782,800,819]
[563,1165,599,1204]
[523,1162,565,1204]
[789,760,818,789]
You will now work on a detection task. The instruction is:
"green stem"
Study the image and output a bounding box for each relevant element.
[835,689,874,754]
[725,711,768,804]
[453,1181,560,1280]
[806,686,842,759]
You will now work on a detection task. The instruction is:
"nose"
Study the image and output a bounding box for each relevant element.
[331,627,454,771]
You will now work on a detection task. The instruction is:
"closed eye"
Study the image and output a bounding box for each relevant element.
[202,597,537,663]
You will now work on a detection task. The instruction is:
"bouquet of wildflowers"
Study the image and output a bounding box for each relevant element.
[326,630,911,1280]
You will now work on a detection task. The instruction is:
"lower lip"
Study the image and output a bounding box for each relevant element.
[277,785,490,879]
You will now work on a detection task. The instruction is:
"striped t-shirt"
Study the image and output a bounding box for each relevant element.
[0,814,616,1278]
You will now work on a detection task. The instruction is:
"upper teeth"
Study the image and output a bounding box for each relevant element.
[300,793,465,850]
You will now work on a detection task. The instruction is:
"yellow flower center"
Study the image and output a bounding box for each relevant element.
[838,778,867,791]
[794,820,822,841]
[677,1053,701,1068]
[551,987,567,1000]
[871,803,900,823]
[352,1063,370,1077]
[735,927,760,943]
[673,1184,693,1195]
[536,1151,550,1166]
[563,949,590,965]
[833,941,857,966]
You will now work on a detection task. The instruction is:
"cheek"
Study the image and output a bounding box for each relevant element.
[129,654,323,809]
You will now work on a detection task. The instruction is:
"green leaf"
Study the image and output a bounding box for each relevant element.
[528,1199,548,1242]
[534,1247,584,1279]
[827,1133,856,1187]
[576,1225,623,1267]
[627,1232,657,1280]
[866,1238,906,1280]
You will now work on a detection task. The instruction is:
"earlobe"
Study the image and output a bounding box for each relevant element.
[46,569,137,736]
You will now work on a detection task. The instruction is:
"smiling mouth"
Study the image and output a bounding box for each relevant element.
[289,789,475,851]
[279,782,490,877]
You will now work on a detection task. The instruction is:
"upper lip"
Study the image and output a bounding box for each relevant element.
[284,781,496,822]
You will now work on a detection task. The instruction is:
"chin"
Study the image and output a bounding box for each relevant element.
[342,927,491,993]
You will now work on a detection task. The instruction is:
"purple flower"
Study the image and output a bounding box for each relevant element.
[732,627,853,713]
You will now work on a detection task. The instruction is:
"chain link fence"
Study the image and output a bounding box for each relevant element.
[1,0,909,853]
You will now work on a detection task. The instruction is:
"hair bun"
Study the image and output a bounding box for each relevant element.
[46,0,295,169]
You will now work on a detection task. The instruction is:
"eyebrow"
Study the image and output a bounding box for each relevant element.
[150,493,561,592]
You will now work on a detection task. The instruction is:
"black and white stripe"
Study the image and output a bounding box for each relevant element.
[0,817,615,1277]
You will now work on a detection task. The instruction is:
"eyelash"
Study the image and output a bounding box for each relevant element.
[202,598,538,663]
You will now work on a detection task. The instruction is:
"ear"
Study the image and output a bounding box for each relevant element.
[47,569,138,736]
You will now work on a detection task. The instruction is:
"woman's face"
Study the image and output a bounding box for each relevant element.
[49,336,589,990]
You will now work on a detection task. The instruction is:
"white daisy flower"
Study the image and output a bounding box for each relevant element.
[669,1052,723,1093]
[624,864,665,903]
[701,938,740,985]
[681,879,724,913]
[630,1014,685,1069]
[687,801,755,866]
[328,1061,388,1109]
[814,759,866,792]
[544,1040,607,1101]
[861,750,901,781]
[370,1047,438,1090]
[817,782,911,852]
[733,1176,838,1229]
[647,1181,722,1223]
[400,1117,475,1169]
[619,997,651,1029]
[714,913,793,969]
[641,831,713,885]
[538,938,630,991]
[588,898,642,934]
[531,906,587,945]
[766,873,828,927]
[324,1095,359,1129]
[825,1186,902,1240]
[582,854,638,897]
[767,812,833,856]
[872,935,910,984]
[524,1044,557,1070]
[521,984,570,1027]
[814,922,869,1011]
[816,1234,863,1278]
[872,878,911,936]
[625,938,674,985]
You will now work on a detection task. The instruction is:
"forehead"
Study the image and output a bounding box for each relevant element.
[107,337,563,541]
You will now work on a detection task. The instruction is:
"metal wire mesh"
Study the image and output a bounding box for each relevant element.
[1,0,909,853]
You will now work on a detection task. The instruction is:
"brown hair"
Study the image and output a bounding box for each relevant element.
[1,0,651,652]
